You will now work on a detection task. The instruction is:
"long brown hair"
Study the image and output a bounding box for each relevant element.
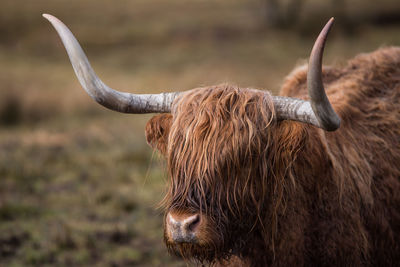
[145,47,400,266]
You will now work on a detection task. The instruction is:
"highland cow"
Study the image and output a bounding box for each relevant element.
[44,14,400,266]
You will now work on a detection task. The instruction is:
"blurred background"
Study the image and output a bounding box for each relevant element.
[0,0,399,266]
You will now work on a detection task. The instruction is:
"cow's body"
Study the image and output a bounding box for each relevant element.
[146,47,400,266]
[263,46,400,266]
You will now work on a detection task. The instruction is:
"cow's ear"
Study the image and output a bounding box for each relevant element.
[145,114,172,155]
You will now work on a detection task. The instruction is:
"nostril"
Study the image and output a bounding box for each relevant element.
[184,214,201,232]
[167,213,179,230]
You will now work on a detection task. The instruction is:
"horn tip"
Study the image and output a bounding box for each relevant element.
[42,14,58,22]
[325,17,335,30]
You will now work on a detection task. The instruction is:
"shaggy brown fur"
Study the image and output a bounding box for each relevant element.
[145,47,400,266]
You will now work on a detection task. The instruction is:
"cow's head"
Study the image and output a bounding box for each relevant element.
[44,14,340,263]
[146,86,282,261]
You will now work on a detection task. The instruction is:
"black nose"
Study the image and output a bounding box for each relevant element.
[166,212,201,243]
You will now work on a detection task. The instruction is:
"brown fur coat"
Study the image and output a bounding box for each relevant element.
[145,47,400,266]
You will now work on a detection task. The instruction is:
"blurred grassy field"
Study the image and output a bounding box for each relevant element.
[0,0,399,266]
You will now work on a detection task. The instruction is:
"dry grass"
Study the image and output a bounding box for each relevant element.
[0,0,399,266]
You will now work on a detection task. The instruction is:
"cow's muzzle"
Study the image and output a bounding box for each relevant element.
[166,212,202,243]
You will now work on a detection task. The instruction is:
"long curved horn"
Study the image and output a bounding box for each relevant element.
[43,14,179,113]
[273,18,340,131]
